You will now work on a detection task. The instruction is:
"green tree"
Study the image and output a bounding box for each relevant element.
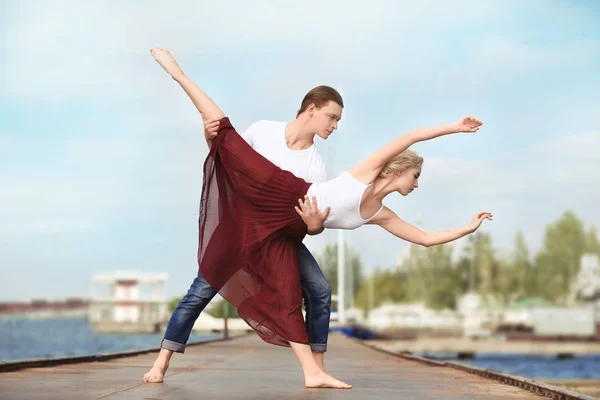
[494,258,517,305]
[454,255,473,294]
[534,210,586,304]
[511,231,538,300]
[316,243,363,306]
[206,299,239,318]
[402,245,429,302]
[462,232,496,295]
[459,231,518,305]
[585,226,600,255]
[355,267,406,312]
[385,243,463,310]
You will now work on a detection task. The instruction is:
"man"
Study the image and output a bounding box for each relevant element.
[144,85,343,383]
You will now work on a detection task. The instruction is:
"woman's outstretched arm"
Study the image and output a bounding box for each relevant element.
[348,117,482,185]
[150,48,225,146]
[368,207,492,247]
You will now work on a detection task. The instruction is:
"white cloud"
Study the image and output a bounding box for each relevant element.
[475,38,599,72]
[0,132,209,238]
[1,1,599,299]
[0,136,17,159]
[1,0,531,104]
[537,130,600,158]
[1,219,93,236]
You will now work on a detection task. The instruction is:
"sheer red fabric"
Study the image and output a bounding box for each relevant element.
[197,117,313,347]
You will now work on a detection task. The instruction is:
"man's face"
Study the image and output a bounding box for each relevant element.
[308,101,343,140]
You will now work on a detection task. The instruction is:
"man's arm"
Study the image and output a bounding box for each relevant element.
[295,196,329,235]
[203,119,258,148]
[299,160,328,233]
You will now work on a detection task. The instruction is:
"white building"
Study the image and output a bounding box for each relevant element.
[367,303,462,335]
[504,305,595,337]
[89,271,169,333]
[457,292,504,338]
[576,254,600,323]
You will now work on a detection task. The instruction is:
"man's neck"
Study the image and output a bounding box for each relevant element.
[285,117,316,150]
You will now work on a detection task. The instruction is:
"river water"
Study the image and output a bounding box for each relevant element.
[2,319,599,380]
[0,318,219,361]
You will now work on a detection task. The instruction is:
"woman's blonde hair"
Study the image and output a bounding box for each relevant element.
[379,149,423,177]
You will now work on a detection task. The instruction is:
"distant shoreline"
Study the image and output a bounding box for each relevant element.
[370,337,600,356]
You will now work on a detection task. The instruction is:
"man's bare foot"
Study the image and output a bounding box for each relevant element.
[317,365,334,378]
[150,48,184,80]
[316,364,333,377]
[143,360,169,383]
[305,370,352,389]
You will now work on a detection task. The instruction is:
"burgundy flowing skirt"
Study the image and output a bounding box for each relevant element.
[197,117,313,347]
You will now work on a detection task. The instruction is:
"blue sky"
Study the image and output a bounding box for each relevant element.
[1,0,599,301]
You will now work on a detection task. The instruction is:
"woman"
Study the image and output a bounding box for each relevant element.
[150,48,492,389]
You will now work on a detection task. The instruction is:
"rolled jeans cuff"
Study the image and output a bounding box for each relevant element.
[161,338,186,353]
[310,343,327,353]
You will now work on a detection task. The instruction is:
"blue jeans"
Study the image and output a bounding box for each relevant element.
[161,243,332,353]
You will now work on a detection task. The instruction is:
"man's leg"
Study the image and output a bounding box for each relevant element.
[143,269,217,383]
[298,243,332,372]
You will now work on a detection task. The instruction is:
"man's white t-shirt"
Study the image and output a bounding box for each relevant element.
[240,120,327,183]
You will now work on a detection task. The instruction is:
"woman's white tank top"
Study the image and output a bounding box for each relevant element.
[306,171,384,230]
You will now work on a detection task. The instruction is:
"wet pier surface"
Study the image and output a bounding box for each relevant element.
[0,333,589,399]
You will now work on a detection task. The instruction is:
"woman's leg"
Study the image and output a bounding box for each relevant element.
[152,48,307,202]
[150,48,224,125]
[289,341,351,389]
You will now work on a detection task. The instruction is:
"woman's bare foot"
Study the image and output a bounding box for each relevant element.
[304,370,352,389]
[143,360,169,383]
[150,48,184,80]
